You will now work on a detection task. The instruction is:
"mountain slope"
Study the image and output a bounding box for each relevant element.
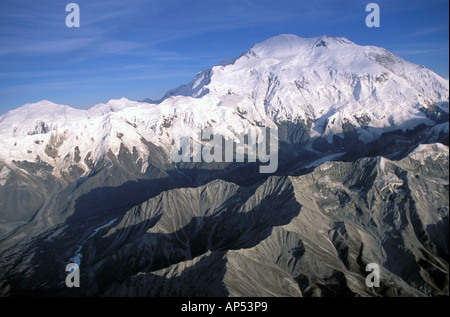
[102,143,449,297]
[2,142,445,296]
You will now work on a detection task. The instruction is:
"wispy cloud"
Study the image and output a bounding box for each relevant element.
[0,37,97,55]
[403,24,449,38]
[390,42,449,57]
[0,80,87,96]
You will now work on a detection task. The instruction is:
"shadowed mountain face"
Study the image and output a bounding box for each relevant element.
[100,148,449,297]
[0,144,448,297]
[0,35,448,297]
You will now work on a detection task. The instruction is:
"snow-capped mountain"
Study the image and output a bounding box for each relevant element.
[0,34,448,179]
[0,34,449,298]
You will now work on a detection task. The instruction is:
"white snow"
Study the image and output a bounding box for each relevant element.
[0,165,10,186]
[68,218,117,266]
[304,152,346,169]
[69,245,83,267]
[378,157,387,172]
[409,143,449,164]
[88,218,118,239]
[375,171,404,195]
[317,175,345,189]
[0,34,448,176]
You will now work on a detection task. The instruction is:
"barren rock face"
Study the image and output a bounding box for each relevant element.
[92,148,447,297]
[3,143,446,297]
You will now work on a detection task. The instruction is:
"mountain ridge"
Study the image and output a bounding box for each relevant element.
[0,35,448,177]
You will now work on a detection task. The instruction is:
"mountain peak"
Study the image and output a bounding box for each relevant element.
[249,34,355,58]
[0,99,88,137]
[0,100,77,121]
[16,99,64,111]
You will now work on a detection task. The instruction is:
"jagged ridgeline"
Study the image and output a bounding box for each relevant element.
[0,35,448,297]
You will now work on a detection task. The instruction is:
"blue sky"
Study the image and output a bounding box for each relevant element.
[0,0,448,114]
